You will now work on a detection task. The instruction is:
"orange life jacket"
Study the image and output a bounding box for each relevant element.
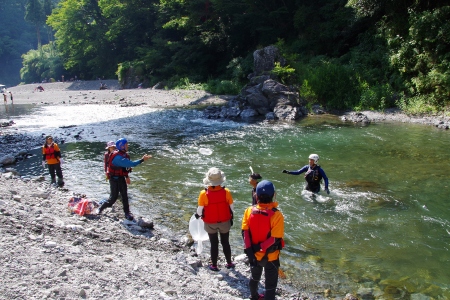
[202,188,232,223]
[107,150,131,177]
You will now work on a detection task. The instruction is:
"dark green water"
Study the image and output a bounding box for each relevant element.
[6,105,450,298]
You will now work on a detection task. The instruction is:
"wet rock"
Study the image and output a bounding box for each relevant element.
[0,155,16,166]
[341,112,371,124]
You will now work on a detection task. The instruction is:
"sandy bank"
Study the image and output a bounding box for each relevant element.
[7,80,230,107]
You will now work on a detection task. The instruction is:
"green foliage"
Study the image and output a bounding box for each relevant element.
[170,77,206,90]
[271,62,296,85]
[0,0,49,85]
[389,7,450,109]
[357,82,395,111]
[225,55,254,86]
[396,94,440,115]
[205,79,242,95]
[11,0,441,114]
[25,0,46,46]
[299,60,360,109]
[20,42,63,83]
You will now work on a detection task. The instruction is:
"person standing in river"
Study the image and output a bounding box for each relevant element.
[242,180,285,300]
[195,167,235,271]
[42,135,64,187]
[249,172,262,205]
[97,138,151,221]
[282,153,330,194]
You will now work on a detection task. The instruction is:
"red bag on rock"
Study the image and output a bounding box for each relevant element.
[68,197,98,216]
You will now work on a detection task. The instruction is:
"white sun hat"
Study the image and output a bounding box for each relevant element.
[203,167,226,187]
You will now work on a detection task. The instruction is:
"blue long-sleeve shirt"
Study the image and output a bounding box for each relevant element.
[111,155,143,168]
[288,165,329,189]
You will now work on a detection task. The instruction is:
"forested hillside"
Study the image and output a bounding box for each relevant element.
[3,0,450,113]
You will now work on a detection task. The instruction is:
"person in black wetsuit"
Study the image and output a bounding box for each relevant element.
[282,153,330,194]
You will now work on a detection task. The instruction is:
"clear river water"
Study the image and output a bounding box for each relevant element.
[2,103,449,298]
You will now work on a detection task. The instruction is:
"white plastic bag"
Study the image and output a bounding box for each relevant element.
[189,214,209,254]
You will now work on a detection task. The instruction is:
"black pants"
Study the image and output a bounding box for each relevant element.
[47,163,63,183]
[249,259,280,300]
[102,176,130,214]
[208,232,232,266]
[305,183,320,193]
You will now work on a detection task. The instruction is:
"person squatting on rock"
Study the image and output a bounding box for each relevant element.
[249,172,262,205]
[282,153,330,194]
[242,180,285,300]
[195,167,235,271]
[42,135,64,187]
[103,141,116,180]
[97,138,151,221]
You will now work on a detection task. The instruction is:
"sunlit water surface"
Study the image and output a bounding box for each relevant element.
[2,103,450,298]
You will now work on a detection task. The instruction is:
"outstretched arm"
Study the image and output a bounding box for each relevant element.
[284,165,309,175]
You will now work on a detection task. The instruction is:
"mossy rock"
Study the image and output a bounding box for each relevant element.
[420,284,442,298]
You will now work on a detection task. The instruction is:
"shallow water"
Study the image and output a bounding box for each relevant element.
[3,104,450,298]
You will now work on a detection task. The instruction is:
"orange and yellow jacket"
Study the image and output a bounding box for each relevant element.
[242,201,284,261]
[42,142,61,165]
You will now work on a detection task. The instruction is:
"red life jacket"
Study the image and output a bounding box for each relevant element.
[202,188,232,224]
[104,152,111,172]
[108,150,131,177]
[249,206,277,244]
[43,143,56,160]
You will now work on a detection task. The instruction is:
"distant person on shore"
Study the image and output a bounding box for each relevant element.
[97,138,152,221]
[9,91,13,104]
[282,153,330,194]
[242,180,284,300]
[42,135,64,187]
[249,172,262,205]
[195,167,235,271]
[3,93,6,104]
[103,141,116,180]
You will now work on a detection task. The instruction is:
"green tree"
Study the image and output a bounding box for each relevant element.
[391,6,450,108]
[24,0,45,47]
[0,0,39,85]
[43,0,55,43]
[20,42,63,83]
[47,0,115,79]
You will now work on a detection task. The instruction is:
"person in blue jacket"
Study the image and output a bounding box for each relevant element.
[97,138,152,220]
[282,154,330,194]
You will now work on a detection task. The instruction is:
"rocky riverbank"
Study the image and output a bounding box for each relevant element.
[0,80,447,299]
[0,82,310,300]
[0,173,275,299]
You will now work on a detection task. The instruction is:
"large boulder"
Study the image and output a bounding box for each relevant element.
[202,45,307,121]
[244,86,270,108]
[273,105,303,121]
[261,79,290,99]
[252,45,286,77]
[0,154,16,166]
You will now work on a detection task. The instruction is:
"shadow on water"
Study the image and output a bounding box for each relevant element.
[5,105,450,298]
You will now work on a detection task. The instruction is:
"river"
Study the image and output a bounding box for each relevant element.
[2,103,450,299]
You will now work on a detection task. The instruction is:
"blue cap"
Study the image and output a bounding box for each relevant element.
[116,138,128,150]
[256,180,275,197]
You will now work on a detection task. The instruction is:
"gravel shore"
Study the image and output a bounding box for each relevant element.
[5,80,230,107]
[0,173,268,300]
